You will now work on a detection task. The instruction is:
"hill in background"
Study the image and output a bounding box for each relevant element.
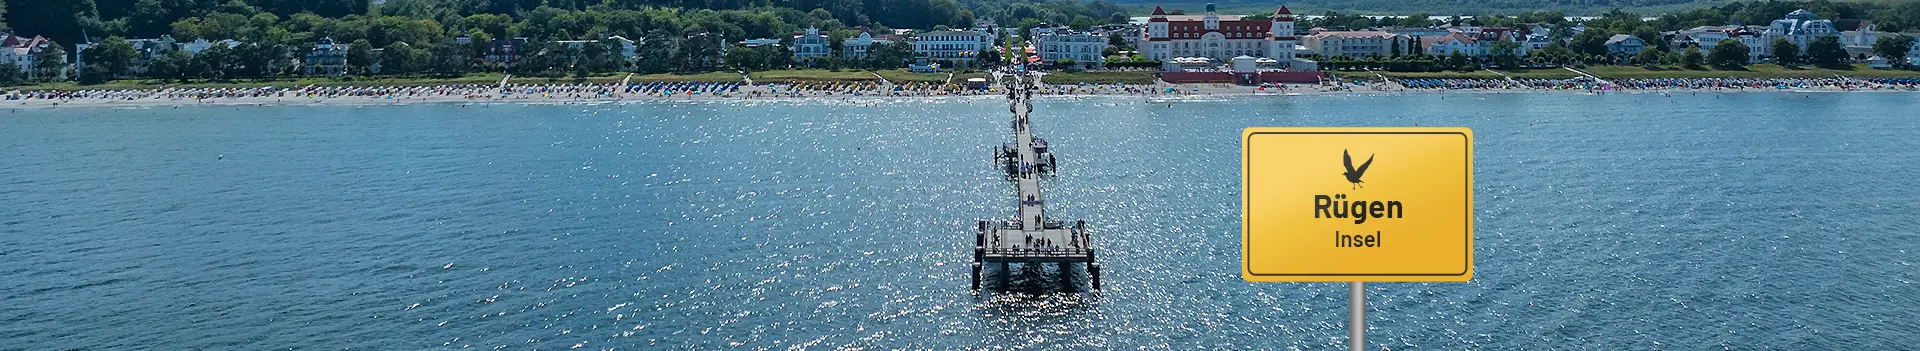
[1115,0,1738,16]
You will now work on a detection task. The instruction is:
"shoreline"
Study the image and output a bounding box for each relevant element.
[6,81,1917,110]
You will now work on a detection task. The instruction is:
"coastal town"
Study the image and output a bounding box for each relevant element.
[4,1,1920,105]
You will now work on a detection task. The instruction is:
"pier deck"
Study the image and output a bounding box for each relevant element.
[972,72,1099,292]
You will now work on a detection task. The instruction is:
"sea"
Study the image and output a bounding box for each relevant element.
[2,92,1916,350]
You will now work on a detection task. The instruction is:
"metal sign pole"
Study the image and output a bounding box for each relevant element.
[1349,282,1365,351]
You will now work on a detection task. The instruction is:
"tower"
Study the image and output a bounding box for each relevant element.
[1147,6,1170,60]
[1268,5,1297,63]
[1204,3,1219,30]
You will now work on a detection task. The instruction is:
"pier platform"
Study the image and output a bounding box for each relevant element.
[971,72,1099,293]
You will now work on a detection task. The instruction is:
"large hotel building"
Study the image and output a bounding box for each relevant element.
[1141,4,1297,64]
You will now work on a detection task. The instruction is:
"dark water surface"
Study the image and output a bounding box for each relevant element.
[2,93,1916,349]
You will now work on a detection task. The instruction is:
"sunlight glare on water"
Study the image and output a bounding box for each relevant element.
[1,92,1916,349]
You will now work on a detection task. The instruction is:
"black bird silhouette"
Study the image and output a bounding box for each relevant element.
[1343,149,1374,189]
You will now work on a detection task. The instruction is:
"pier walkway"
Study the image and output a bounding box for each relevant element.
[972,71,1099,293]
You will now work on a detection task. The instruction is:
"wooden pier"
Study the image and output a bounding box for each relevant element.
[972,72,1100,293]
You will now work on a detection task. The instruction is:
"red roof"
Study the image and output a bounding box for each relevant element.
[1274,5,1291,15]
[1421,33,1476,47]
[1151,6,1166,16]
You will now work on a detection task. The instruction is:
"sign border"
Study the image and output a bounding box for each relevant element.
[1241,128,1474,280]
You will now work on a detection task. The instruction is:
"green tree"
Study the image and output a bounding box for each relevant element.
[233,42,283,79]
[1489,40,1521,68]
[867,41,909,69]
[634,30,677,74]
[428,40,470,76]
[1634,48,1665,67]
[1401,13,1432,27]
[1805,35,1847,68]
[8,0,96,46]
[725,45,763,71]
[82,36,137,81]
[380,43,422,76]
[32,42,65,82]
[674,34,720,72]
[578,40,620,73]
[1707,39,1748,69]
[464,32,494,69]
[1445,51,1468,70]
[191,43,232,81]
[0,63,22,86]
[346,38,374,76]
[1873,35,1914,67]
[1770,38,1799,66]
[1570,30,1611,56]
[149,49,192,82]
[519,40,567,76]
[1632,26,1666,52]
[1107,33,1131,51]
[975,47,1001,69]
[1682,45,1704,69]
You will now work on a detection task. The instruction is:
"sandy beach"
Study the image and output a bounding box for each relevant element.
[6,74,1917,110]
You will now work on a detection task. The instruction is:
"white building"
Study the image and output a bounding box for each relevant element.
[740,38,781,47]
[1520,24,1554,51]
[1836,23,1916,60]
[1604,34,1646,55]
[1690,27,1769,63]
[0,34,64,80]
[912,30,989,64]
[304,37,349,76]
[843,32,897,58]
[179,39,240,54]
[1765,9,1836,52]
[1421,32,1480,56]
[1141,4,1298,67]
[792,28,830,62]
[1304,31,1410,58]
[1030,26,1108,68]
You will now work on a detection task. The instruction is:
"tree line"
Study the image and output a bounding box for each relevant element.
[0,0,1122,85]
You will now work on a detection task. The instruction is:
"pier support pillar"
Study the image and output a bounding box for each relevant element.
[971,263,982,292]
[1089,263,1102,291]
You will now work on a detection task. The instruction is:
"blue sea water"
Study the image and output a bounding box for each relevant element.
[1,92,1916,350]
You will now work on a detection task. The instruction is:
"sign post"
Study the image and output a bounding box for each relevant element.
[1349,282,1365,351]
[1240,127,1475,350]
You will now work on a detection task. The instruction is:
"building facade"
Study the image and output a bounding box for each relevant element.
[1141,4,1298,65]
[1421,32,1480,56]
[792,28,829,62]
[0,34,64,80]
[1689,27,1769,63]
[1030,26,1108,68]
[483,37,531,64]
[304,37,350,76]
[1605,34,1645,55]
[1304,31,1410,58]
[1765,9,1836,52]
[912,30,989,63]
[843,31,897,58]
